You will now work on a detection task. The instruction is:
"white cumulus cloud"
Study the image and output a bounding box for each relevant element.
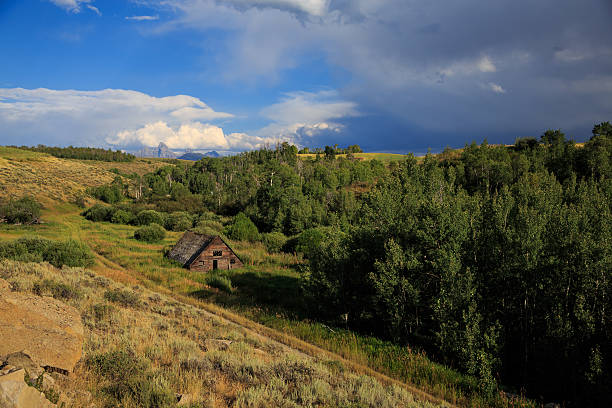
[488,82,506,94]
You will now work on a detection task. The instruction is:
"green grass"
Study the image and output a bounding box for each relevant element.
[298,152,411,163]
[0,146,47,161]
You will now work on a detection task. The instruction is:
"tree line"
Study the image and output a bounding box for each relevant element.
[13,144,135,162]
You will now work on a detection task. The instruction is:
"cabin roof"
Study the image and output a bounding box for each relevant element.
[167,231,215,266]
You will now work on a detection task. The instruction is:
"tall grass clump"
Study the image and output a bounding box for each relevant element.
[206,273,233,293]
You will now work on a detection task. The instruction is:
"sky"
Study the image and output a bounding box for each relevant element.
[0,0,611,154]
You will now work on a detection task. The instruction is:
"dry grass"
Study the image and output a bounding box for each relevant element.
[0,146,166,204]
[0,259,444,408]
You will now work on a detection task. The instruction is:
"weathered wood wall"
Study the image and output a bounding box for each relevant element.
[188,236,243,272]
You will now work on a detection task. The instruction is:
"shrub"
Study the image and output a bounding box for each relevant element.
[136,210,165,226]
[0,237,94,268]
[44,239,95,268]
[296,227,333,258]
[192,219,224,236]
[225,212,260,242]
[104,288,141,307]
[164,211,193,231]
[86,349,175,408]
[134,223,166,243]
[0,195,42,224]
[33,279,82,300]
[262,232,288,253]
[206,273,233,293]
[82,204,112,222]
[111,209,133,224]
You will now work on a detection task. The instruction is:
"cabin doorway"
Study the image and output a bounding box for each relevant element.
[213,260,218,270]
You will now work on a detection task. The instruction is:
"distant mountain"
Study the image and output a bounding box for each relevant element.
[137,143,176,159]
[178,152,205,161]
[177,150,221,161]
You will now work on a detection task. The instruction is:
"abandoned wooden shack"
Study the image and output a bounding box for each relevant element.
[167,232,243,271]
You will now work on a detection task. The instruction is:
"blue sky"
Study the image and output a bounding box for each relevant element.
[1,0,611,153]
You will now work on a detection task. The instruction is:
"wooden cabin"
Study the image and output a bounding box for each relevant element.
[167,232,243,272]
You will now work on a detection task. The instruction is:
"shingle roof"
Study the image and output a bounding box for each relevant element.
[167,232,214,266]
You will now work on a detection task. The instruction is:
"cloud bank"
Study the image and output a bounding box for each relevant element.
[0,88,358,151]
[0,88,267,151]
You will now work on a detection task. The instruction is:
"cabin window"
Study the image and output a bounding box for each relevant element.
[230,258,236,264]
[213,250,222,257]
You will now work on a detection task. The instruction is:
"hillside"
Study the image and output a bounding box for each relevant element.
[0,147,167,204]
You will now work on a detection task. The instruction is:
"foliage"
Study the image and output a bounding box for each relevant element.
[0,237,94,267]
[87,176,127,204]
[110,209,133,224]
[134,223,166,242]
[136,209,165,226]
[104,288,141,307]
[303,128,612,406]
[262,231,288,253]
[225,212,260,242]
[0,195,42,224]
[82,204,113,222]
[33,278,82,300]
[164,211,193,231]
[86,349,175,407]
[14,144,135,162]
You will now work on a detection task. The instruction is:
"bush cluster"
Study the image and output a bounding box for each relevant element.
[261,232,288,253]
[0,237,94,268]
[225,212,260,242]
[82,204,196,232]
[0,195,42,224]
[134,223,166,243]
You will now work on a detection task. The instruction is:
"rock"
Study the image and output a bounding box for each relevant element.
[0,369,55,407]
[41,374,55,390]
[0,365,17,376]
[2,352,44,378]
[0,280,84,373]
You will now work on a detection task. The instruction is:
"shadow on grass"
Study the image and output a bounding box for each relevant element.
[189,269,306,319]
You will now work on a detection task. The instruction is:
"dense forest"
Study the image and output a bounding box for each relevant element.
[12,144,135,161]
[83,123,611,406]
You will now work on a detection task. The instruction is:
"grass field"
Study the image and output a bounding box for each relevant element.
[0,151,532,408]
[298,152,412,162]
[0,146,167,204]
